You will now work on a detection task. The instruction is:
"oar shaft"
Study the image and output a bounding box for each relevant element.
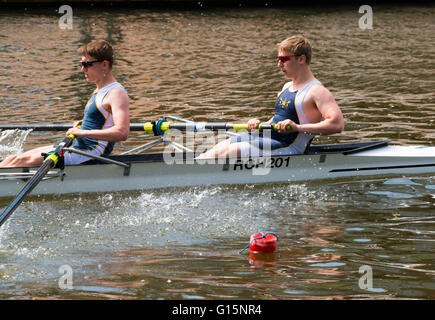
[0,123,151,132]
[193,123,278,131]
[142,121,279,134]
[0,122,284,135]
[0,124,72,131]
[0,135,75,228]
[0,161,52,227]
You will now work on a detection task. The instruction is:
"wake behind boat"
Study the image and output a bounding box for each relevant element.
[0,118,434,199]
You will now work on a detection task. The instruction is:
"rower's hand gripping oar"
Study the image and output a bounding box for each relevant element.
[143,119,289,135]
[0,133,76,228]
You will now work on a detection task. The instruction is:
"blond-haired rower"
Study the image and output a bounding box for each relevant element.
[197,35,344,159]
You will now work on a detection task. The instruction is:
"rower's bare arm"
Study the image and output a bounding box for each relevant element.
[296,86,344,135]
[66,88,130,141]
[106,88,130,141]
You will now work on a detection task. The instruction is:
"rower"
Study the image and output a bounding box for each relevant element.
[0,40,130,168]
[197,35,344,159]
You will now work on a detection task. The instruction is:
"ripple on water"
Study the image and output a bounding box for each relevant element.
[0,5,434,299]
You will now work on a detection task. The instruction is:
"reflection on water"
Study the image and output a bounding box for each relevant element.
[0,4,434,299]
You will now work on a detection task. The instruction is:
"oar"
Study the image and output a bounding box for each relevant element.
[0,134,76,228]
[142,120,287,135]
[0,124,73,131]
[0,121,289,137]
[0,123,150,132]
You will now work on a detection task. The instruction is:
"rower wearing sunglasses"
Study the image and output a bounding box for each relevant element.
[0,40,130,168]
[197,35,344,159]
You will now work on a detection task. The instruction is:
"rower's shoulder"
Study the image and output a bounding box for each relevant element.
[306,81,333,98]
[103,85,130,110]
[107,84,129,99]
[110,86,128,94]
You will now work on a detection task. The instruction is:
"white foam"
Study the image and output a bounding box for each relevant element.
[0,129,31,159]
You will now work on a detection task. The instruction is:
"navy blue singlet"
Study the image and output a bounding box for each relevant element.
[231,89,300,151]
[71,92,114,157]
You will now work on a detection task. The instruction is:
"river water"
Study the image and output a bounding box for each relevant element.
[0,3,434,300]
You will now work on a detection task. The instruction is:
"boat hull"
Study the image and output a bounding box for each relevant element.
[0,144,434,198]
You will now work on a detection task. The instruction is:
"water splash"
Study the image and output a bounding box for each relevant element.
[0,129,31,159]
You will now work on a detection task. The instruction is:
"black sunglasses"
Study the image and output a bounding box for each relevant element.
[80,60,103,68]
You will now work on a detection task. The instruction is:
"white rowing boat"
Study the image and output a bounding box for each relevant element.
[0,139,434,199]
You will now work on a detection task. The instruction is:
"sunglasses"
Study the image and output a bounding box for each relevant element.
[277,55,300,63]
[80,60,103,68]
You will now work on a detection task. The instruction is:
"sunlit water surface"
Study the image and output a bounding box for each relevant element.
[0,4,434,299]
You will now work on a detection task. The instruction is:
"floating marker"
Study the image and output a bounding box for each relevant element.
[249,232,278,254]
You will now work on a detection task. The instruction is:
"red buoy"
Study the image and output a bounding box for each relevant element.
[249,233,277,254]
